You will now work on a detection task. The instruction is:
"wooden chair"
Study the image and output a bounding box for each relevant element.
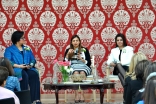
[106,66,121,102]
[0,97,15,104]
[64,55,96,102]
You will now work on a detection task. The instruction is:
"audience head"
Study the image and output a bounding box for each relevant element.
[128,52,147,74]
[0,57,14,76]
[143,72,156,104]
[70,35,82,49]
[143,62,156,85]
[11,30,25,45]
[0,66,9,86]
[135,60,151,80]
[115,33,127,47]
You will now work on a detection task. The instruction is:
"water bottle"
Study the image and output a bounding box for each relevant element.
[52,70,58,84]
[93,65,98,83]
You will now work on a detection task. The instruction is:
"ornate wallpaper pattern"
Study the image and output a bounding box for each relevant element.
[0,0,156,94]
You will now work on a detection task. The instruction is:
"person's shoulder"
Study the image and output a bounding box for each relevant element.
[0,86,14,94]
[137,100,144,104]
[7,76,18,82]
[125,46,133,50]
[125,75,132,82]
[111,47,119,52]
[5,45,13,49]
[81,47,88,50]
[65,48,70,51]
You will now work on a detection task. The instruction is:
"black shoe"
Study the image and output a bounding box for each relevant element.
[79,100,85,103]
[75,100,79,103]
[36,102,42,104]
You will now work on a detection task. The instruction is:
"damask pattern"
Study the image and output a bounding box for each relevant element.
[0,0,156,94]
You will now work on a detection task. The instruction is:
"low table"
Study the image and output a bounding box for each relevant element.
[43,82,115,104]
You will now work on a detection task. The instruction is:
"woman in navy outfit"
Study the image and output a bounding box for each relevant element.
[4,30,42,104]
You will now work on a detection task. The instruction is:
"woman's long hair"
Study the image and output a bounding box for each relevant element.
[144,76,156,104]
[143,62,156,86]
[125,52,147,79]
[68,35,82,60]
[0,57,14,76]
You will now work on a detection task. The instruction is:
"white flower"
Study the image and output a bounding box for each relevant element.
[70,68,73,72]
[64,66,68,69]
[66,69,70,73]
[122,48,126,53]
[24,46,31,51]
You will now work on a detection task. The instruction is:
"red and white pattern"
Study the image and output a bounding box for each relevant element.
[0,0,156,94]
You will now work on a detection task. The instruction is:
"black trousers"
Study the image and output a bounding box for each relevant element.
[20,69,40,103]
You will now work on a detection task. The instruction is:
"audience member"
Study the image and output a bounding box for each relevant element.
[0,66,20,104]
[124,52,147,103]
[125,60,151,104]
[64,35,91,103]
[4,30,42,104]
[0,57,21,91]
[134,62,156,104]
[137,72,156,104]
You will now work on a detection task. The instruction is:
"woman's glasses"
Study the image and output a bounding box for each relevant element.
[20,37,25,40]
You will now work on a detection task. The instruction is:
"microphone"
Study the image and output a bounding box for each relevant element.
[74,48,78,60]
[74,48,78,55]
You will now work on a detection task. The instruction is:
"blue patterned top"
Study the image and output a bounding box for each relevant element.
[137,100,144,104]
[5,76,21,91]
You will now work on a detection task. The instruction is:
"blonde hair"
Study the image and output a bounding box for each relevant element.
[126,51,147,79]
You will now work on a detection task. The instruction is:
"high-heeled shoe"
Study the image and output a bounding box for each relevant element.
[79,100,85,103]
[75,100,79,103]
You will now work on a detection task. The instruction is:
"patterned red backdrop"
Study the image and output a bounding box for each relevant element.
[0,0,156,94]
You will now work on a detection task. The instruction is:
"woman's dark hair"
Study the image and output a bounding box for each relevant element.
[11,30,24,44]
[135,60,151,80]
[0,57,14,76]
[68,35,82,60]
[115,33,127,47]
[0,66,9,86]
[143,76,156,104]
[143,62,156,86]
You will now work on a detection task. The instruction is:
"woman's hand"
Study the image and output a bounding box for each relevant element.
[18,64,27,69]
[66,49,74,58]
[25,65,32,69]
[110,62,116,67]
[67,49,74,54]
[77,53,86,63]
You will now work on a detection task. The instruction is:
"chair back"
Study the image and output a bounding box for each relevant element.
[14,90,31,104]
[0,97,15,104]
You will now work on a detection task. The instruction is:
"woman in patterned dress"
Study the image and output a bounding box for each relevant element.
[64,35,91,103]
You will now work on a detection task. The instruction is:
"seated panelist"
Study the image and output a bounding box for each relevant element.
[4,30,42,104]
[64,35,91,103]
[107,33,134,75]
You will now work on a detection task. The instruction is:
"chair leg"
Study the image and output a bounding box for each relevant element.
[107,89,111,102]
[93,90,96,102]
[65,90,67,102]
[106,66,111,102]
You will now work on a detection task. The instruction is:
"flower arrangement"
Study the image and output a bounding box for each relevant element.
[53,60,73,82]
